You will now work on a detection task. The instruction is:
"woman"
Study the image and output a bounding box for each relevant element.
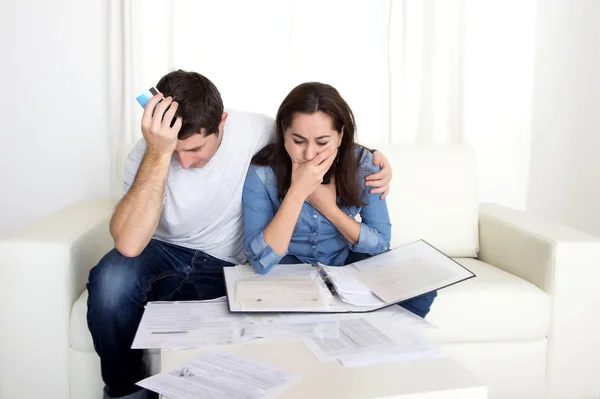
[242,82,435,318]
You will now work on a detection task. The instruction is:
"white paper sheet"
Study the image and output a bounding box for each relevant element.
[368,305,437,331]
[236,278,325,310]
[132,300,250,349]
[337,335,444,367]
[335,319,443,367]
[236,264,318,279]
[280,305,434,331]
[302,318,399,362]
[355,257,451,303]
[320,266,370,294]
[302,317,443,367]
[137,351,300,399]
[242,320,339,340]
[319,266,385,306]
[279,312,359,323]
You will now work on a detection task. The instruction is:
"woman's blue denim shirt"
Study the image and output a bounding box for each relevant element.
[242,148,391,274]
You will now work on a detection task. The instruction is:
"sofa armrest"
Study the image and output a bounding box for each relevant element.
[0,199,115,399]
[478,203,600,399]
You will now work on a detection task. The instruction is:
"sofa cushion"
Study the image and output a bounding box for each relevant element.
[70,290,95,351]
[425,258,550,343]
[380,145,479,258]
[70,290,159,354]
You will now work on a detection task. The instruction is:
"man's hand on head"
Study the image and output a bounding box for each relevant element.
[141,93,182,156]
[365,150,393,200]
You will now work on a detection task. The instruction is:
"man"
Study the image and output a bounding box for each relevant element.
[87,69,393,399]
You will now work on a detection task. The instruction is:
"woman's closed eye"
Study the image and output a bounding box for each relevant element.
[293,140,329,146]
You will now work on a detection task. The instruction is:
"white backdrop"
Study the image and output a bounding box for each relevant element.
[109,0,537,210]
[0,0,110,237]
[527,0,600,236]
[2,0,596,239]
[110,0,536,209]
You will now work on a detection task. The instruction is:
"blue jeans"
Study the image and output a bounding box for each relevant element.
[86,239,234,398]
[281,251,437,318]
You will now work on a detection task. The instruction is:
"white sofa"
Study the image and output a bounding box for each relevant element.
[1,145,600,399]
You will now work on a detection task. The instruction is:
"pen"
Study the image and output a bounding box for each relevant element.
[318,268,336,296]
[150,331,188,334]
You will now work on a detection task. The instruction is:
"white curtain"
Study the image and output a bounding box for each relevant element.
[108,0,465,145]
[108,0,537,210]
[389,0,464,144]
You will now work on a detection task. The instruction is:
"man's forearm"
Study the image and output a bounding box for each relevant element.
[110,149,172,257]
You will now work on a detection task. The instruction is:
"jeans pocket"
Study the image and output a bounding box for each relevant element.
[187,266,227,300]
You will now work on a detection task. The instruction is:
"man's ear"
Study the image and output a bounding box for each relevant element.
[215,112,228,135]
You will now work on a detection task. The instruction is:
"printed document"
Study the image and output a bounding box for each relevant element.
[242,320,339,340]
[131,300,249,349]
[302,317,443,367]
[137,351,300,399]
[355,257,451,302]
[224,240,475,313]
[302,318,399,361]
[236,278,325,311]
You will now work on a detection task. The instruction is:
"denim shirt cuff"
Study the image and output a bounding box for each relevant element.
[247,231,286,274]
[351,223,389,253]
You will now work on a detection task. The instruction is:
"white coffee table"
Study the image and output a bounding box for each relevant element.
[160,340,487,399]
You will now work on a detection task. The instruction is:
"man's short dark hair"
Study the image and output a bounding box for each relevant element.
[156,69,224,140]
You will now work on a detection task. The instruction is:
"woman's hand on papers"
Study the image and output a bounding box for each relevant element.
[141,93,182,156]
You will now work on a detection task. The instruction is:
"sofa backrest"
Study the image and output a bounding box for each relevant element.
[114,143,480,258]
[376,145,479,258]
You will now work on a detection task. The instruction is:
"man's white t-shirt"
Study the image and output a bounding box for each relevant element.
[123,109,274,264]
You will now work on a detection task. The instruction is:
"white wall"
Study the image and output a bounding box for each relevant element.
[4,0,589,238]
[126,0,538,212]
[0,0,111,237]
[128,0,390,146]
[527,0,600,236]
[462,0,537,211]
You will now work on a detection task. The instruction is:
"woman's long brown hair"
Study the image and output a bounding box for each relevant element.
[252,82,366,207]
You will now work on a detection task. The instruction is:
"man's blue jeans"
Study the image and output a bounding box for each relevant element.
[86,239,234,398]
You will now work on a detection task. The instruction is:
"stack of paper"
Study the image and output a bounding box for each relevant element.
[225,240,475,313]
[302,318,397,361]
[131,299,250,349]
[137,351,300,399]
[278,304,436,333]
[302,317,442,367]
[242,319,339,340]
[132,299,346,349]
[319,266,385,306]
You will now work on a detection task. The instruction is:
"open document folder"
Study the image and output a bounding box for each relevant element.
[225,239,475,313]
